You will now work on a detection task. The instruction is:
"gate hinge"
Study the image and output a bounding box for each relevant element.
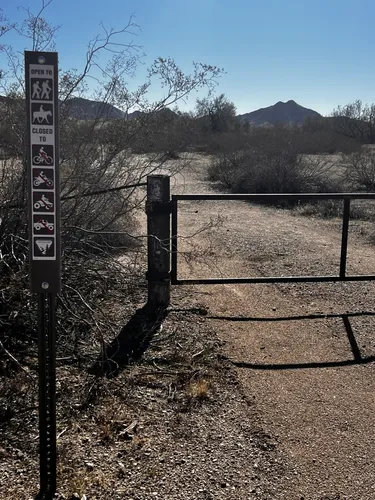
[145,200,173,214]
[146,270,171,281]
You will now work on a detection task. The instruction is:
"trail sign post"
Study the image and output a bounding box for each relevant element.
[25,51,60,499]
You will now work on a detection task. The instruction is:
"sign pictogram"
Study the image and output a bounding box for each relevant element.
[31,103,53,125]
[33,215,55,235]
[33,192,54,212]
[31,78,53,100]
[33,168,54,189]
[33,237,55,257]
[32,144,54,166]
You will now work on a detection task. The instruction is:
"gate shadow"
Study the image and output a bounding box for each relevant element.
[89,305,168,377]
[209,311,375,370]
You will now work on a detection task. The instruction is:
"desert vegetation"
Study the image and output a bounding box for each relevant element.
[204,96,375,219]
[0,3,223,356]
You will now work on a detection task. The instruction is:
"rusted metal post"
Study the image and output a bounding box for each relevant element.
[146,175,171,308]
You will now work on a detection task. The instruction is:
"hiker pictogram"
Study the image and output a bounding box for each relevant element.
[31,103,53,125]
[32,81,42,99]
[33,192,54,212]
[33,169,54,188]
[34,237,55,257]
[33,215,55,234]
[32,145,54,166]
[31,78,53,100]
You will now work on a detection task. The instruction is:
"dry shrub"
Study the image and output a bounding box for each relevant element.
[0,146,145,364]
[209,145,337,198]
[188,378,210,400]
[342,148,375,191]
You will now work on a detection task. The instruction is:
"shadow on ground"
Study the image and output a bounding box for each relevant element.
[89,304,168,377]
[211,311,375,370]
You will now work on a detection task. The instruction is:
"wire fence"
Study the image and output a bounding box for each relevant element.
[0,181,148,210]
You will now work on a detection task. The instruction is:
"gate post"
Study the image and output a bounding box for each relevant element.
[146,175,171,309]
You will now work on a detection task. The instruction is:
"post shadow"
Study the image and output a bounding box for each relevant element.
[89,304,168,377]
[210,311,375,370]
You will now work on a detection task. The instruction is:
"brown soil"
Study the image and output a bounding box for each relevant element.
[174,155,375,499]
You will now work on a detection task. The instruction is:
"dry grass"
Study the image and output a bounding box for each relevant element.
[187,378,210,400]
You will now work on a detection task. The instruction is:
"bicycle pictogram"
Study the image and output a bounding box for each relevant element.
[32,146,53,166]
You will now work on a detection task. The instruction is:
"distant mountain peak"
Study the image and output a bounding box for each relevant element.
[61,97,126,120]
[237,100,320,126]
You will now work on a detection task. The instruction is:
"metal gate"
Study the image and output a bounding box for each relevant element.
[171,192,375,285]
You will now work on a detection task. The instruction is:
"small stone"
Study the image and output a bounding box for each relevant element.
[85,461,94,470]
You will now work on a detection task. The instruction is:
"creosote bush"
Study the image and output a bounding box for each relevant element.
[208,138,337,199]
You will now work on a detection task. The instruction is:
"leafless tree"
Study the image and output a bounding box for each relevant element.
[0,1,223,363]
[332,100,375,144]
[342,148,375,191]
[195,93,237,134]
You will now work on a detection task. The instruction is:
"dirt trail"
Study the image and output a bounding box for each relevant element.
[171,156,375,499]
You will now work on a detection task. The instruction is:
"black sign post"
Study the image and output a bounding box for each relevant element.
[25,51,60,499]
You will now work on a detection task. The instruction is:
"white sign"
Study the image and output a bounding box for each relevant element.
[29,63,56,260]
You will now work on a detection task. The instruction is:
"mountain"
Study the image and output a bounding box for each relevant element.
[60,99,180,121]
[0,94,321,125]
[61,97,126,120]
[237,100,321,126]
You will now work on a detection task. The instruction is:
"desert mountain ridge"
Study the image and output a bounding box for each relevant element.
[0,95,322,125]
[237,99,321,126]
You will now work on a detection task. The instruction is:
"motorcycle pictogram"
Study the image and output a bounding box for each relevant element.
[33,170,54,187]
[34,194,53,211]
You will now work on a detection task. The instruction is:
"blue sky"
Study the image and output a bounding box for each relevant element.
[1,0,374,115]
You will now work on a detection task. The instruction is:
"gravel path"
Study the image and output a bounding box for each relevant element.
[172,155,375,499]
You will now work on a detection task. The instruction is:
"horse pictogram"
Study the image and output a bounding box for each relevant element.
[32,104,52,124]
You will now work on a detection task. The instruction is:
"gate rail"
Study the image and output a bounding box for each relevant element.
[171,192,375,285]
